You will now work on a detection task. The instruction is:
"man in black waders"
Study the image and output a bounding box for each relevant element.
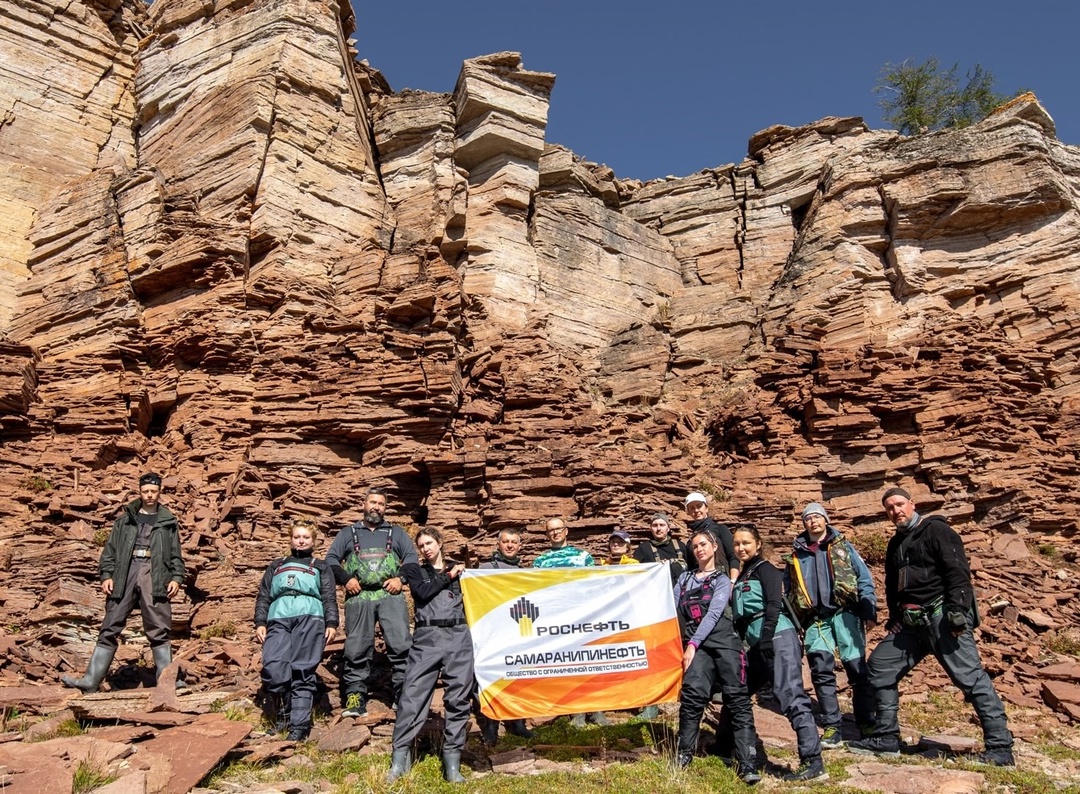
[62,472,186,692]
[849,487,1015,766]
[325,487,417,716]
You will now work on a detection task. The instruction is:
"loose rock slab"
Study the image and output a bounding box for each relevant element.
[136,713,252,794]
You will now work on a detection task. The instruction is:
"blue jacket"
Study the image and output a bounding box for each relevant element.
[786,526,877,624]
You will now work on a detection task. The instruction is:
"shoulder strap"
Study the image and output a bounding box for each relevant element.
[740,558,766,582]
[348,522,393,555]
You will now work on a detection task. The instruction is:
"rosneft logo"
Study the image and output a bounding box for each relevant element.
[509,597,540,637]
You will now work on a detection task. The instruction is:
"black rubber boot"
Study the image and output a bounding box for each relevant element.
[61,645,115,693]
[480,716,499,745]
[286,723,311,742]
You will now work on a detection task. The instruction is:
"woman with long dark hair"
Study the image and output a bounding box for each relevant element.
[386,528,473,784]
[674,529,760,785]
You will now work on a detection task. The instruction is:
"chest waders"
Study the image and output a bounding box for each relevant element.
[345,526,400,600]
[267,559,324,620]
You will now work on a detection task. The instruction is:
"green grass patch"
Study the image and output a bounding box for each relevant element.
[1033,741,1080,762]
[71,759,116,794]
[1045,628,1080,657]
[899,691,974,736]
[969,761,1080,794]
[31,718,85,741]
[198,620,238,640]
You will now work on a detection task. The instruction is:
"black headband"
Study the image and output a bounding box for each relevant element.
[139,473,162,487]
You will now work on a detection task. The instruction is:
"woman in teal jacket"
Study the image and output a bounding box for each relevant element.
[732,526,826,783]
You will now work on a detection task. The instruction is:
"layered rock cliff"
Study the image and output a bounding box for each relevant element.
[1,0,1078,715]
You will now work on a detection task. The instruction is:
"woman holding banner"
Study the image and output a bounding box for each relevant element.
[674,529,761,785]
[386,529,473,784]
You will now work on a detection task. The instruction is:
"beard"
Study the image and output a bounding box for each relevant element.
[364,507,384,525]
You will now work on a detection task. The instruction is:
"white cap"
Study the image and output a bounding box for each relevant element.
[684,491,708,507]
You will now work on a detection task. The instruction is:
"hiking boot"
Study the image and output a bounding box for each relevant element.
[848,733,901,758]
[820,725,844,749]
[341,692,367,718]
[505,719,533,738]
[738,765,762,785]
[676,751,693,769]
[286,725,310,742]
[590,711,609,726]
[972,747,1015,767]
[857,723,876,739]
[782,756,828,782]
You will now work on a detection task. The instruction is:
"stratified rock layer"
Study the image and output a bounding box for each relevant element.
[0,1,1078,719]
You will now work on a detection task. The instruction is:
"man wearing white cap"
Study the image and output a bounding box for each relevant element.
[683,492,739,583]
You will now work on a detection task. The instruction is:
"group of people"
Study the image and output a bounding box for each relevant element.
[61,475,1016,785]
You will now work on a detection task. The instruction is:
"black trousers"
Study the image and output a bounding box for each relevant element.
[679,624,758,770]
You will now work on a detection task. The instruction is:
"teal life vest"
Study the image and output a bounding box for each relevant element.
[732,560,796,645]
[267,558,324,621]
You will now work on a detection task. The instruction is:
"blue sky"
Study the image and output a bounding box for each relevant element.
[350,1,1078,182]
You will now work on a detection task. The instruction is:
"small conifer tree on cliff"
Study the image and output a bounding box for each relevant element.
[875,57,1013,135]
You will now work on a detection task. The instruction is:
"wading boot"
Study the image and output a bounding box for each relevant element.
[442,750,466,783]
[61,645,115,693]
[386,748,412,783]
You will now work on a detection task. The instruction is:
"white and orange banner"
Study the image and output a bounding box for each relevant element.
[461,563,683,720]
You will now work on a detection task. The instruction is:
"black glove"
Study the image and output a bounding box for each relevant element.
[946,610,967,636]
[758,636,774,661]
[860,598,877,624]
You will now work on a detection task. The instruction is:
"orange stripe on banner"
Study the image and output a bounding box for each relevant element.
[479,618,684,719]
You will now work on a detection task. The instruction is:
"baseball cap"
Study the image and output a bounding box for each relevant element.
[684,491,708,507]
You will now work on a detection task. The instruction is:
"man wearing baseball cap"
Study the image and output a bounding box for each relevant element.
[62,472,186,693]
[601,529,636,566]
[683,492,739,583]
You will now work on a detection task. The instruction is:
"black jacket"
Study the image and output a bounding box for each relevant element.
[98,499,185,601]
[884,514,974,626]
[633,536,695,581]
[400,561,465,625]
[687,517,740,574]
